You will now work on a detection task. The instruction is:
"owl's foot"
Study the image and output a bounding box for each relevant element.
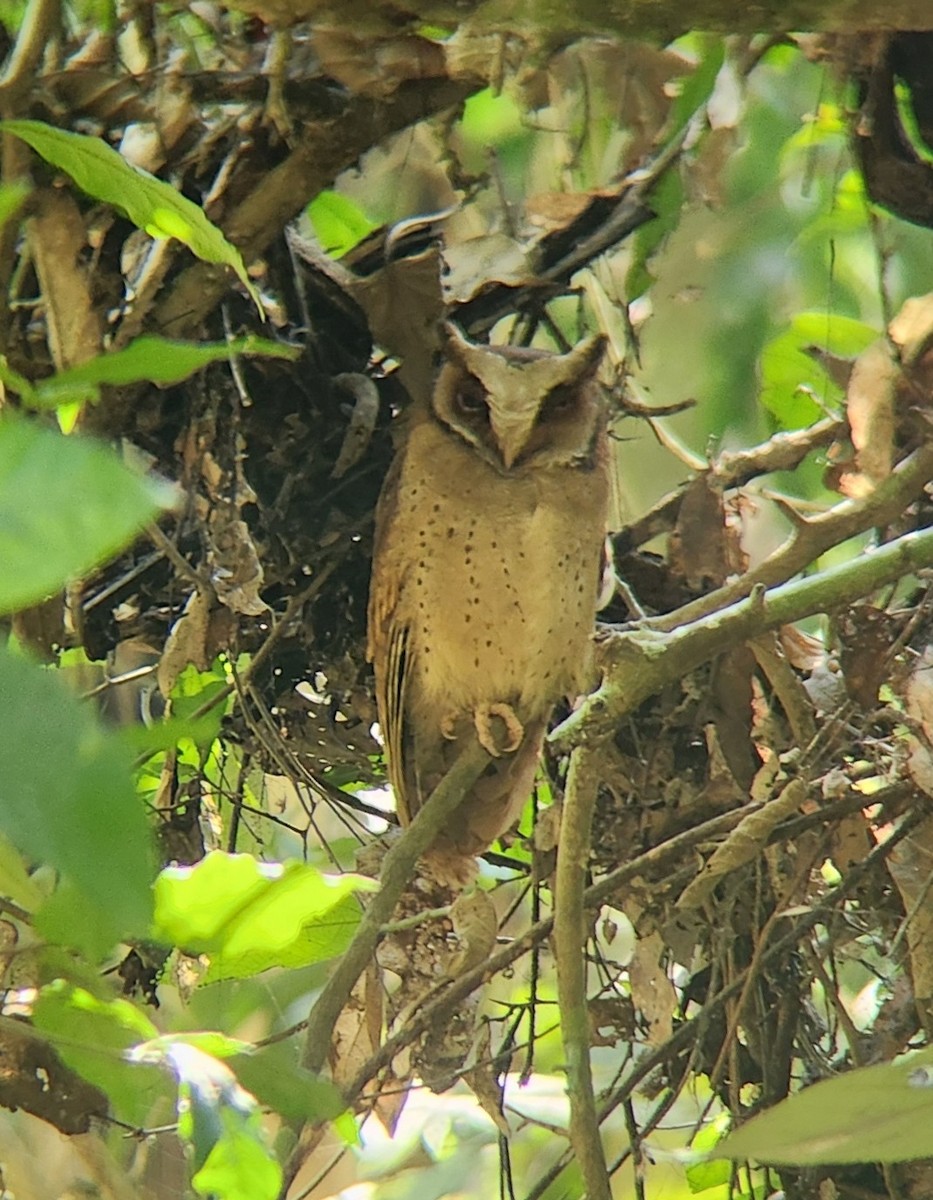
[474,703,524,756]
[440,712,459,740]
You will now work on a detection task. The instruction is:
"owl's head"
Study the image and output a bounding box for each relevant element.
[430,324,607,474]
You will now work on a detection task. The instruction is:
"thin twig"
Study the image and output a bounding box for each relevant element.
[523,808,927,1200]
[0,0,58,105]
[554,745,611,1200]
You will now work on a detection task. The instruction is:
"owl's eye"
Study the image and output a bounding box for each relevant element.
[454,379,488,416]
[540,384,578,418]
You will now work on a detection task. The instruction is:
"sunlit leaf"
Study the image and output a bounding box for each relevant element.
[131,1039,282,1199]
[0,831,43,910]
[152,852,377,981]
[307,191,379,259]
[0,415,172,614]
[1,120,261,309]
[627,169,684,300]
[0,179,29,228]
[760,312,877,428]
[192,1114,282,1200]
[666,35,725,139]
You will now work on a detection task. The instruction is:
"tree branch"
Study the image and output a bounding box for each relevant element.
[299,737,491,1078]
[553,521,933,752]
[152,77,477,339]
[554,746,612,1200]
[0,0,58,107]
[654,442,933,632]
[613,416,844,554]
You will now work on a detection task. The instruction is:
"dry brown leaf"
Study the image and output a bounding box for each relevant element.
[330,373,380,479]
[829,811,872,873]
[449,890,498,976]
[208,503,269,616]
[331,963,407,1131]
[628,929,676,1047]
[157,590,212,699]
[889,291,933,365]
[778,624,826,672]
[677,779,807,911]
[845,337,899,492]
[442,232,539,305]
[349,243,445,402]
[588,995,636,1047]
[886,815,933,1011]
[28,189,103,374]
[836,603,895,709]
[669,475,744,590]
[905,647,933,798]
[314,28,446,96]
[463,1023,508,1134]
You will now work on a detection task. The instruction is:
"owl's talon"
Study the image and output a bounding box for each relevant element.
[474,703,524,756]
[440,712,458,740]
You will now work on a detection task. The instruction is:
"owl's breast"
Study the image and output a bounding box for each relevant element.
[394,421,608,723]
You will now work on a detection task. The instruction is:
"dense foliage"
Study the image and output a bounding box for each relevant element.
[2,5,933,1200]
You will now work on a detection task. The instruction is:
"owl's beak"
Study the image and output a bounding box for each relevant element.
[492,415,536,471]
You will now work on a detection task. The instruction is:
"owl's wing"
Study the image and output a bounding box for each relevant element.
[367,462,413,820]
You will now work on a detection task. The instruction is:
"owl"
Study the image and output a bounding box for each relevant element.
[367,323,610,881]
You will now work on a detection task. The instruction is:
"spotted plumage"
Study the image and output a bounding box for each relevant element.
[368,324,610,879]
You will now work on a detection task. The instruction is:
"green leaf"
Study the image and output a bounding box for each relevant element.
[0,831,43,910]
[141,1031,252,1060]
[686,1157,732,1193]
[231,1042,347,1124]
[165,661,230,737]
[120,712,224,757]
[716,1049,933,1165]
[0,179,29,228]
[627,169,684,300]
[790,311,878,357]
[760,312,877,429]
[0,120,261,310]
[32,981,168,1126]
[12,335,300,411]
[133,1038,282,1198]
[192,1112,282,1200]
[307,191,379,259]
[152,852,377,982]
[0,648,156,935]
[687,1112,732,1192]
[0,415,172,614]
[667,35,726,140]
[34,880,124,962]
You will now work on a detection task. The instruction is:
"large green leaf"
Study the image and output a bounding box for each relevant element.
[716,1049,933,1165]
[0,648,156,935]
[192,1116,282,1200]
[32,981,168,1127]
[0,415,172,614]
[1,120,260,309]
[152,852,377,982]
